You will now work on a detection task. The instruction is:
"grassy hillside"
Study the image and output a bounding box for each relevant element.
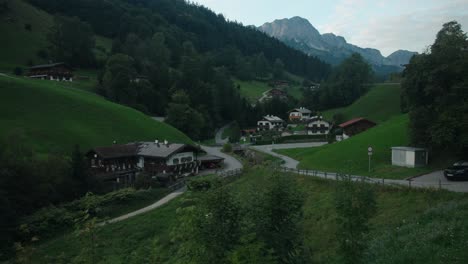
[0,75,192,153]
[0,0,52,71]
[323,83,402,123]
[277,115,451,179]
[0,0,111,82]
[29,168,468,263]
[235,74,304,103]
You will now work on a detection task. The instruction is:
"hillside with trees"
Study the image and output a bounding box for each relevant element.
[401,21,468,158]
[8,0,331,140]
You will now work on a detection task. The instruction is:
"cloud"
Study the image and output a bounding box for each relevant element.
[318,0,468,56]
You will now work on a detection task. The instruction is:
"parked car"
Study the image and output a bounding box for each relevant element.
[444,161,468,180]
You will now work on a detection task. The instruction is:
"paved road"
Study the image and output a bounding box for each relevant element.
[201,145,243,171]
[250,142,328,168]
[100,145,243,225]
[411,170,468,193]
[251,143,468,193]
[215,123,233,145]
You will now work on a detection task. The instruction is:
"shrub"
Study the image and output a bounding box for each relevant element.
[24,24,32,31]
[13,67,23,76]
[223,143,233,153]
[187,175,222,192]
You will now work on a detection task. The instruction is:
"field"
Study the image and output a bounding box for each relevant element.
[276,115,452,179]
[323,83,402,123]
[235,79,271,102]
[235,76,304,103]
[0,75,192,153]
[28,167,468,263]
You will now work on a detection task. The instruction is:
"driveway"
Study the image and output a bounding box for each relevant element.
[250,142,328,169]
[411,171,468,193]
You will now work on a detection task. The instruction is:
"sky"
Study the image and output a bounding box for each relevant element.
[194,0,468,56]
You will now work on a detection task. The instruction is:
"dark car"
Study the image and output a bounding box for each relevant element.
[444,161,468,180]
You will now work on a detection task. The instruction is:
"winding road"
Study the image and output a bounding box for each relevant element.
[215,122,233,145]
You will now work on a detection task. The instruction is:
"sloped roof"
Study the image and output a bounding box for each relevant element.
[29,62,70,70]
[289,107,312,114]
[90,142,200,159]
[263,115,284,122]
[339,118,376,128]
[138,142,198,158]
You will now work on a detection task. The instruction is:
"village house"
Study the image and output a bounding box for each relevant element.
[28,62,73,81]
[306,116,331,135]
[87,141,223,187]
[288,107,312,122]
[337,117,376,140]
[257,115,285,131]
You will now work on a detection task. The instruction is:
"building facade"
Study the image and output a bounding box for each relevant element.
[257,115,285,131]
[307,117,331,135]
[28,63,74,81]
[288,107,312,122]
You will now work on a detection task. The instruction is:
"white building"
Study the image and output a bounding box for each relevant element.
[306,116,331,135]
[391,147,428,168]
[257,115,285,131]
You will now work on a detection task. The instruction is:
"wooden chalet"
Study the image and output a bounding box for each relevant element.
[339,118,376,138]
[87,141,207,187]
[28,62,74,81]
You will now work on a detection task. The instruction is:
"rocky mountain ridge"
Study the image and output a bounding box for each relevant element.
[259,16,417,69]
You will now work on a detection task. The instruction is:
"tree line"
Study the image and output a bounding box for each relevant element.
[402,21,468,158]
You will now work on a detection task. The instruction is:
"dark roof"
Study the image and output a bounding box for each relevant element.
[137,142,199,158]
[90,144,140,159]
[339,118,376,128]
[29,62,70,70]
[89,142,200,159]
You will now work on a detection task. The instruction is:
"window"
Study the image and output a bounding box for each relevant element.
[173,158,179,165]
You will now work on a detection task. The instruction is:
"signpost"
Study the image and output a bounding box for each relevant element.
[368,146,373,172]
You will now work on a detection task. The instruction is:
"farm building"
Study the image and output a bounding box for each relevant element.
[87,141,223,187]
[391,147,428,168]
[338,117,376,139]
[257,115,285,131]
[28,62,73,81]
[288,107,312,121]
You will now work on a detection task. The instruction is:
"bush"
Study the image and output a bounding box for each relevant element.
[222,143,233,153]
[13,67,23,76]
[187,175,222,192]
[21,188,138,239]
[24,24,32,31]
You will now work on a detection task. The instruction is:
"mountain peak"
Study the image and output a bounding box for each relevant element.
[259,17,416,69]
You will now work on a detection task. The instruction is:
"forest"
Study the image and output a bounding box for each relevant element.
[25,0,332,140]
